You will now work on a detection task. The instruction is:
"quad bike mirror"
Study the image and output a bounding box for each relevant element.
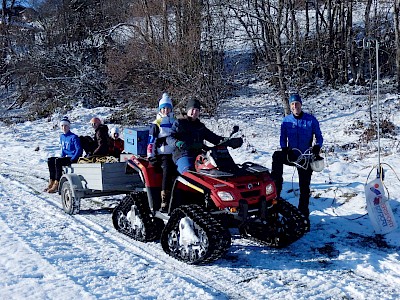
[231,125,239,136]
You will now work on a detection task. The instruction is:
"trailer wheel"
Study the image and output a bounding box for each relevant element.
[61,181,81,215]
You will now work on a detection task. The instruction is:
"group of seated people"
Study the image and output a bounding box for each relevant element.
[44,116,124,193]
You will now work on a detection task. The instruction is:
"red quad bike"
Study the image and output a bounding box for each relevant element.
[112,126,309,264]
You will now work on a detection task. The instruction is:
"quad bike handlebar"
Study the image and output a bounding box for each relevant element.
[202,125,243,151]
[195,126,242,172]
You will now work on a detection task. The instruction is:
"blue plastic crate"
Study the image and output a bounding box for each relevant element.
[123,127,149,156]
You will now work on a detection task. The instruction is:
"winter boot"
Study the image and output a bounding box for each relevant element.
[47,180,59,194]
[160,190,170,212]
[44,179,55,192]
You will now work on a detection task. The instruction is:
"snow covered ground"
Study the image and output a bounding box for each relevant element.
[0,84,399,299]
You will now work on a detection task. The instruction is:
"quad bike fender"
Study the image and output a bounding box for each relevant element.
[167,176,210,212]
[176,176,205,194]
[59,173,85,199]
[126,158,162,188]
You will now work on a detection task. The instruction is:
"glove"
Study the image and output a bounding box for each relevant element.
[190,142,203,150]
[312,145,321,156]
[175,141,187,150]
[227,137,243,149]
[281,147,288,155]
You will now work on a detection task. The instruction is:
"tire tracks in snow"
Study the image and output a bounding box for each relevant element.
[2,168,399,299]
[0,170,266,299]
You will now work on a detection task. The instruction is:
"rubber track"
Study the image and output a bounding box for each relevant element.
[239,199,309,248]
[112,193,162,242]
[161,204,231,265]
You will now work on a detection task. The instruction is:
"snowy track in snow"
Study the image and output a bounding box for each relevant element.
[1,167,399,299]
[0,170,264,299]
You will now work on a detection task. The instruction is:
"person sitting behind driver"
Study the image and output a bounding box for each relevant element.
[147,92,176,211]
[167,98,227,174]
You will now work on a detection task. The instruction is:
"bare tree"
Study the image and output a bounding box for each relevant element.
[104,0,229,112]
[395,0,400,92]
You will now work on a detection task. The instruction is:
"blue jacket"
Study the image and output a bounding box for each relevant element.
[280,112,323,155]
[60,131,83,163]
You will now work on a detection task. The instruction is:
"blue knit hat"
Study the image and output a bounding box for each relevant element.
[289,93,302,105]
[158,93,173,110]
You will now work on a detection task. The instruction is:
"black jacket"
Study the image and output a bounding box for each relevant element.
[167,116,224,162]
[93,124,109,155]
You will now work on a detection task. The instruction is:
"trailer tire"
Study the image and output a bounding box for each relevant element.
[61,181,81,215]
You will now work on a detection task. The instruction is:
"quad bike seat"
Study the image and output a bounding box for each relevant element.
[195,169,233,177]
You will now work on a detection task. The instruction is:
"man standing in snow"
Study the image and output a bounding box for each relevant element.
[271,93,323,218]
[45,116,83,193]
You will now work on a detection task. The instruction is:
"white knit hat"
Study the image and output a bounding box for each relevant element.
[110,127,119,136]
[60,116,71,127]
[158,93,173,110]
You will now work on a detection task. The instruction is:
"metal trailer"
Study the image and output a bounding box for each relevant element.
[58,161,144,215]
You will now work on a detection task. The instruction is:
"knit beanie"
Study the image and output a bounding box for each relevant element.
[110,127,119,137]
[158,93,173,110]
[289,93,302,105]
[60,116,71,127]
[186,98,201,111]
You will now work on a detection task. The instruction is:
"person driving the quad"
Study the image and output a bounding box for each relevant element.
[167,98,242,174]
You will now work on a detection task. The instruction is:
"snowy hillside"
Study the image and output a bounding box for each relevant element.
[0,84,399,300]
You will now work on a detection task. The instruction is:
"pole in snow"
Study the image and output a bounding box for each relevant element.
[363,38,382,179]
[375,40,382,179]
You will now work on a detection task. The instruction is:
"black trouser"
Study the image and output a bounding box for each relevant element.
[159,154,176,191]
[79,136,95,155]
[271,150,313,217]
[47,157,72,181]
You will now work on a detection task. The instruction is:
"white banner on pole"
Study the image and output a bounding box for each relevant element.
[364,177,398,234]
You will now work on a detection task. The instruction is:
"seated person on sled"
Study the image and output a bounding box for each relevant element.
[45,116,83,193]
[108,126,124,159]
[167,98,242,175]
[147,93,176,211]
[79,117,109,157]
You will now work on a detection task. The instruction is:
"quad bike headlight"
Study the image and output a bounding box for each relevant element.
[217,191,234,201]
[265,183,274,195]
